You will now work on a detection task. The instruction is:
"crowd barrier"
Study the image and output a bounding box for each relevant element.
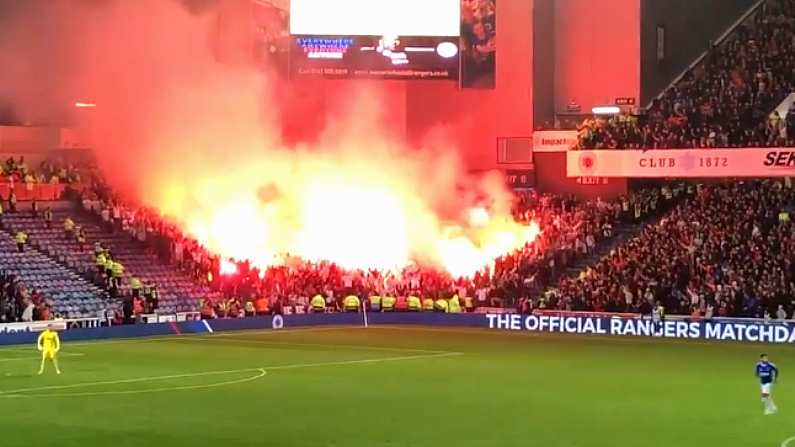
[0,311,793,346]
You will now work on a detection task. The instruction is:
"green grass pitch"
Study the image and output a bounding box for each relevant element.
[0,325,793,447]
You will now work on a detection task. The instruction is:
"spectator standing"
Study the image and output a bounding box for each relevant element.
[43,206,52,229]
[14,231,27,253]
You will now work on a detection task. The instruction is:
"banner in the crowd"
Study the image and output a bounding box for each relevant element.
[460,0,496,88]
[486,314,795,344]
[567,149,795,178]
[532,130,578,152]
[0,320,67,334]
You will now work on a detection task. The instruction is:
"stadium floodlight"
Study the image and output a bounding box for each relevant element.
[74,102,96,108]
[591,106,620,115]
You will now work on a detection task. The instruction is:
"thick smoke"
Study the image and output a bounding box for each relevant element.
[0,0,538,277]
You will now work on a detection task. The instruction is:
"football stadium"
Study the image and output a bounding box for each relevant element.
[1,0,795,446]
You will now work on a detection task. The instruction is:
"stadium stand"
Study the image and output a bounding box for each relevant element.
[576,0,795,150]
[548,180,795,319]
[0,225,108,321]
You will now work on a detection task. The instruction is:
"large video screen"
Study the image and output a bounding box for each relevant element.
[289,0,461,80]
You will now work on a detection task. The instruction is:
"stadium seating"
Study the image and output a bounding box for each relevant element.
[0,230,108,319]
[548,180,794,318]
[1,205,215,318]
[576,0,795,150]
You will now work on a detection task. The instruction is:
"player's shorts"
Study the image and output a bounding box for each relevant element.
[42,348,56,359]
[761,383,772,394]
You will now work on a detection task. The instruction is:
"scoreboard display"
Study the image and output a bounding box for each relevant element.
[288,0,461,80]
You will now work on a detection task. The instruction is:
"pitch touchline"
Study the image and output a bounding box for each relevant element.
[0,351,462,396]
[32,326,365,349]
[0,352,85,362]
[10,370,270,398]
[782,436,795,447]
[170,335,451,354]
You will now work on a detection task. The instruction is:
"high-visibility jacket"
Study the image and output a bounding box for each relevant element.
[344,295,360,311]
[434,299,449,312]
[111,262,124,278]
[14,232,27,244]
[96,253,106,268]
[381,296,396,311]
[130,277,142,291]
[369,296,382,311]
[311,295,326,311]
[448,295,462,313]
[407,296,422,311]
[422,298,435,311]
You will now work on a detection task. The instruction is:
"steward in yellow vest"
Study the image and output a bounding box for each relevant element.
[433,298,449,313]
[422,298,435,312]
[14,231,27,252]
[381,296,396,312]
[310,295,326,312]
[407,296,421,312]
[448,295,462,313]
[344,295,360,312]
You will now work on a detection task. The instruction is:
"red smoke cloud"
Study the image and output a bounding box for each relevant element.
[0,0,539,277]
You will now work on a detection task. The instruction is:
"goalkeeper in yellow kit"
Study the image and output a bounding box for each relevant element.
[37,325,61,375]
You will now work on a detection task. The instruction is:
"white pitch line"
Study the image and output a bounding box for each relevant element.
[262,351,463,371]
[0,353,85,362]
[367,325,718,346]
[782,435,795,447]
[29,325,364,349]
[0,351,462,396]
[4,369,269,398]
[0,367,264,395]
[170,335,450,354]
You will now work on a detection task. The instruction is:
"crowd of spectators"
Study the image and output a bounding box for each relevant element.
[460,0,496,87]
[0,271,52,323]
[576,0,795,150]
[74,175,671,318]
[1,156,83,185]
[542,180,795,319]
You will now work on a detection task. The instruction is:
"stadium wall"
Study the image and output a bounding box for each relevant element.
[532,0,555,128]
[553,0,641,114]
[2,313,794,346]
[639,0,759,105]
[405,0,534,172]
[533,151,628,200]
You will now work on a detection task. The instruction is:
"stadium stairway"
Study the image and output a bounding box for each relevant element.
[542,200,680,298]
[50,208,213,314]
[0,212,112,319]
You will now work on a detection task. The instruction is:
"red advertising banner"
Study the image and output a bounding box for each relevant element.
[567,149,795,178]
